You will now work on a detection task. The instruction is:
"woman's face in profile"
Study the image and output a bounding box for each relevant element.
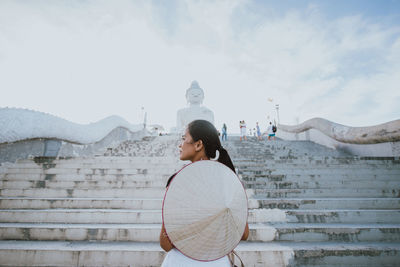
[179,129,197,161]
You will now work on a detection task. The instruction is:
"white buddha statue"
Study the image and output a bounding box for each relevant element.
[176,81,215,132]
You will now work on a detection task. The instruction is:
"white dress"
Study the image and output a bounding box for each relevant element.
[240,122,246,137]
[161,248,231,267]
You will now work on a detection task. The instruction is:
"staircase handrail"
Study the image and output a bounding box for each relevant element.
[278,117,400,144]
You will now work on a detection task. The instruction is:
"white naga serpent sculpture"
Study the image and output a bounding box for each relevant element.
[278,118,400,144]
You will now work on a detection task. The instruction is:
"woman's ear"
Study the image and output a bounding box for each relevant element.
[194,140,203,152]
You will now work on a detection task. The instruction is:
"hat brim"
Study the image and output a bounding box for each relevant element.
[162,160,248,261]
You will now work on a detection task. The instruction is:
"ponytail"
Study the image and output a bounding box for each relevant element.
[217,147,235,173]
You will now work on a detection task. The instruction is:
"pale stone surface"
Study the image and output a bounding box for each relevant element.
[1,137,399,266]
[249,209,288,223]
[176,81,214,132]
[278,117,400,156]
[279,117,400,144]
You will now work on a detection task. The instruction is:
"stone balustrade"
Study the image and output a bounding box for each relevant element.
[277,118,400,157]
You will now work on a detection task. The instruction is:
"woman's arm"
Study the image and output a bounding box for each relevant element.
[160,223,174,252]
[241,222,249,240]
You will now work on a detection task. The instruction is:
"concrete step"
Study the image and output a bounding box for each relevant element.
[243,180,400,189]
[0,223,161,242]
[233,157,400,165]
[282,210,400,224]
[0,197,163,209]
[253,198,400,210]
[0,209,163,224]
[16,157,182,165]
[0,179,168,189]
[239,169,400,176]
[3,187,398,199]
[0,188,166,198]
[6,161,182,169]
[233,156,400,162]
[249,209,400,224]
[236,163,400,170]
[1,173,172,182]
[240,173,400,182]
[2,209,398,224]
[5,172,397,184]
[2,197,398,210]
[0,241,399,266]
[1,222,399,243]
[2,167,179,175]
[4,179,397,190]
[251,188,400,198]
[266,223,400,243]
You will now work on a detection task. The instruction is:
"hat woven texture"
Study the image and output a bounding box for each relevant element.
[162,160,248,261]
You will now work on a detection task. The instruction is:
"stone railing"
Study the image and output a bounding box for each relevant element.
[0,108,148,163]
[0,127,147,164]
[277,118,400,157]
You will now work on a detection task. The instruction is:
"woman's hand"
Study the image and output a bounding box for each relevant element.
[160,223,174,252]
[241,222,249,241]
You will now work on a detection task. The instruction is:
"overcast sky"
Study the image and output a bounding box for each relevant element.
[1,0,399,133]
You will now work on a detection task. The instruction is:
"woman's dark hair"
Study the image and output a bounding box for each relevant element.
[187,120,235,173]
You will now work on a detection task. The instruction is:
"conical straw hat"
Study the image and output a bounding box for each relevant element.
[162,160,248,261]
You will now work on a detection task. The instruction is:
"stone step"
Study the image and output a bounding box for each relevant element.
[240,173,400,182]
[3,172,398,185]
[251,188,400,198]
[0,197,163,210]
[250,209,400,224]
[2,209,399,224]
[2,168,179,175]
[236,163,400,170]
[5,163,185,172]
[3,179,398,190]
[1,173,173,182]
[267,223,400,243]
[16,157,182,165]
[253,198,400,210]
[5,171,399,183]
[1,222,399,243]
[7,161,182,168]
[0,241,399,266]
[0,179,169,189]
[0,223,161,242]
[0,209,163,224]
[2,197,398,210]
[0,188,166,198]
[232,157,400,163]
[239,169,400,176]
[233,158,400,164]
[7,160,399,171]
[3,187,399,199]
[243,180,400,189]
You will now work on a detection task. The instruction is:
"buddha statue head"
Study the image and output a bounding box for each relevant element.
[186,80,204,105]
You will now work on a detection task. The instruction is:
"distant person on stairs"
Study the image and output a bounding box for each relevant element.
[267,121,276,141]
[239,120,247,141]
[160,120,249,267]
[221,123,227,141]
[256,122,262,141]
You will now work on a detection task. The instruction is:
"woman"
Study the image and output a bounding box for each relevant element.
[256,122,262,141]
[239,120,247,141]
[221,123,227,141]
[160,120,249,266]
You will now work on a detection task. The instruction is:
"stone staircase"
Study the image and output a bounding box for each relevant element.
[0,135,399,266]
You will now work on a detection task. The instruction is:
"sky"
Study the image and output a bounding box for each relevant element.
[1,0,400,133]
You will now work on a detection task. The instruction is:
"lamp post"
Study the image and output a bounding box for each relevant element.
[140,107,147,129]
[275,104,280,125]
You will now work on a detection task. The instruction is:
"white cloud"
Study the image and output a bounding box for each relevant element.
[0,0,399,133]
